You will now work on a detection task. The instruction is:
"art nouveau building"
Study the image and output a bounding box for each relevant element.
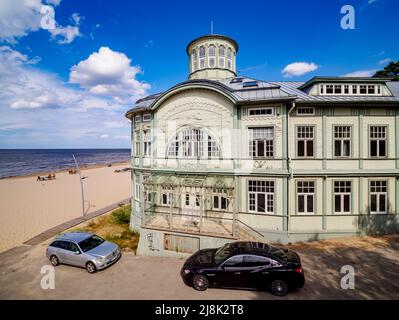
[125,34,399,255]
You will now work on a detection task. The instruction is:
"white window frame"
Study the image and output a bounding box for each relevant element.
[369,126,387,158]
[199,46,205,69]
[192,49,198,71]
[143,129,151,157]
[333,181,352,214]
[334,126,351,158]
[212,188,228,211]
[134,131,140,157]
[248,127,274,158]
[227,48,232,69]
[134,174,141,201]
[142,113,151,122]
[296,107,315,116]
[296,126,315,158]
[135,115,141,123]
[208,45,216,68]
[218,46,225,68]
[160,185,174,206]
[370,180,388,214]
[296,181,315,214]
[248,180,274,214]
[248,107,274,117]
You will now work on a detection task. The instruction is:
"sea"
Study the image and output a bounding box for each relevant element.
[0,149,131,179]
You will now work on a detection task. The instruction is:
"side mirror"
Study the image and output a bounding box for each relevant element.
[74,251,80,255]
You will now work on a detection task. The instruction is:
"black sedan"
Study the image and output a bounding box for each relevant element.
[181,241,305,296]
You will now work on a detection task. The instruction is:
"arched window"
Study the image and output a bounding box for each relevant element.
[199,46,205,69]
[218,46,225,68]
[227,48,232,69]
[191,49,197,71]
[168,128,220,158]
[208,45,216,68]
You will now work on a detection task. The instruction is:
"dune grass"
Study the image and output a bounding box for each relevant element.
[72,204,139,253]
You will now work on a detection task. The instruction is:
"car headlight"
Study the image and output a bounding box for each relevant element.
[96,257,105,263]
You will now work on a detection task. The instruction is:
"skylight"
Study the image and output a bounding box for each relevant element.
[230,77,244,83]
[242,81,258,88]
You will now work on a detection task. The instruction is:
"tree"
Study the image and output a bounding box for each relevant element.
[373,61,399,81]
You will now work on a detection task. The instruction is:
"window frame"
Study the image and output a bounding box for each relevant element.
[134,130,141,157]
[369,125,388,158]
[333,125,352,158]
[248,107,275,117]
[247,180,275,214]
[212,188,229,211]
[142,113,151,122]
[296,107,315,116]
[369,180,388,214]
[296,125,315,158]
[143,129,151,157]
[333,180,352,214]
[134,173,141,201]
[296,180,315,215]
[248,126,274,159]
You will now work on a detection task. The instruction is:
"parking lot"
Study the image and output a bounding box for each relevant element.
[1,235,399,300]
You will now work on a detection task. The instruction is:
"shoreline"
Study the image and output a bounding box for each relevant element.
[0,160,131,180]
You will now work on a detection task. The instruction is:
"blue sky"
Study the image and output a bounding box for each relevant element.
[0,0,398,148]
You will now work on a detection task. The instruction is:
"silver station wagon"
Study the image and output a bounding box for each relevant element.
[46,232,121,273]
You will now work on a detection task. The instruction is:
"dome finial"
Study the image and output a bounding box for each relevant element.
[211,21,214,35]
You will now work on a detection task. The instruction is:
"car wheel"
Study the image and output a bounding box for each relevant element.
[86,261,97,274]
[50,255,59,266]
[270,279,289,296]
[192,274,209,291]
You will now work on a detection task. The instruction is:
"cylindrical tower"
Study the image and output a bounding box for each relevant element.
[186,34,238,80]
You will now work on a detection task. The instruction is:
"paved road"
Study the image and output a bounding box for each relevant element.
[1,235,399,299]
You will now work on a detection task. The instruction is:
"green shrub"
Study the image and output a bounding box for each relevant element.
[112,205,131,225]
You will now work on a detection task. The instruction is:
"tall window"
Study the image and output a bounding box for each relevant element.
[218,46,225,68]
[161,185,173,206]
[334,181,351,213]
[334,126,351,157]
[297,181,315,214]
[212,187,228,211]
[134,174,141,200]
[167,128,220,158]
[143,129,151,156]
[199,46,205,69]
[248,180,274,214]
[208,45,215,68]
[135,131,140,156]
[370,126,387,157]
[227,48,232,69]
[297,126,314,157]
[191,49,197,71]
[248,127,274,158]
[370,181,387,214]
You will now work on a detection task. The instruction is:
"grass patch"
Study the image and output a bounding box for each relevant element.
[71,204,139,253]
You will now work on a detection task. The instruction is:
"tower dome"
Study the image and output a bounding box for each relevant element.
[186,34,238,80]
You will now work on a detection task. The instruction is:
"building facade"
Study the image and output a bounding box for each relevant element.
[125,34,399,256]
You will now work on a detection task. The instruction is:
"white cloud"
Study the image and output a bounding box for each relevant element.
[378,58,392,65]
[282,62,318,77]
[342,69,377,77]
[0,0,82,44]
[0,46,146,148]
[69,47,150,102]
[100,134,109,139]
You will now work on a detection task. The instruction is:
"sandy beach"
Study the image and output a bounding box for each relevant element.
[0,163,131,253]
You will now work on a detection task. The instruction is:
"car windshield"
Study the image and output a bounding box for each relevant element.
[78,235,104,253]
[214,243,232,265]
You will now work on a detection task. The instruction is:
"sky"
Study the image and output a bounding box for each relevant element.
[0,0,398,149]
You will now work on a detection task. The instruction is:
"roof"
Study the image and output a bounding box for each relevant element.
[55,231,93,243]
[126,77,399,118]
[186,34,239,54]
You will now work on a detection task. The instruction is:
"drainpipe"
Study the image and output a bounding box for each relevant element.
[286,100,296,237]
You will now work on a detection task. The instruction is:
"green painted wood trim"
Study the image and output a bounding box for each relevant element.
[359,177,364,214]
[152,112,157,168]
[282,105,288,170]
[322,111,327,170]
[233,105,238,169]
[396,114,399,169]
[396,177,399,215]
[359,114,364,169]
[322,177,327,230]
[283,177,288,231]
